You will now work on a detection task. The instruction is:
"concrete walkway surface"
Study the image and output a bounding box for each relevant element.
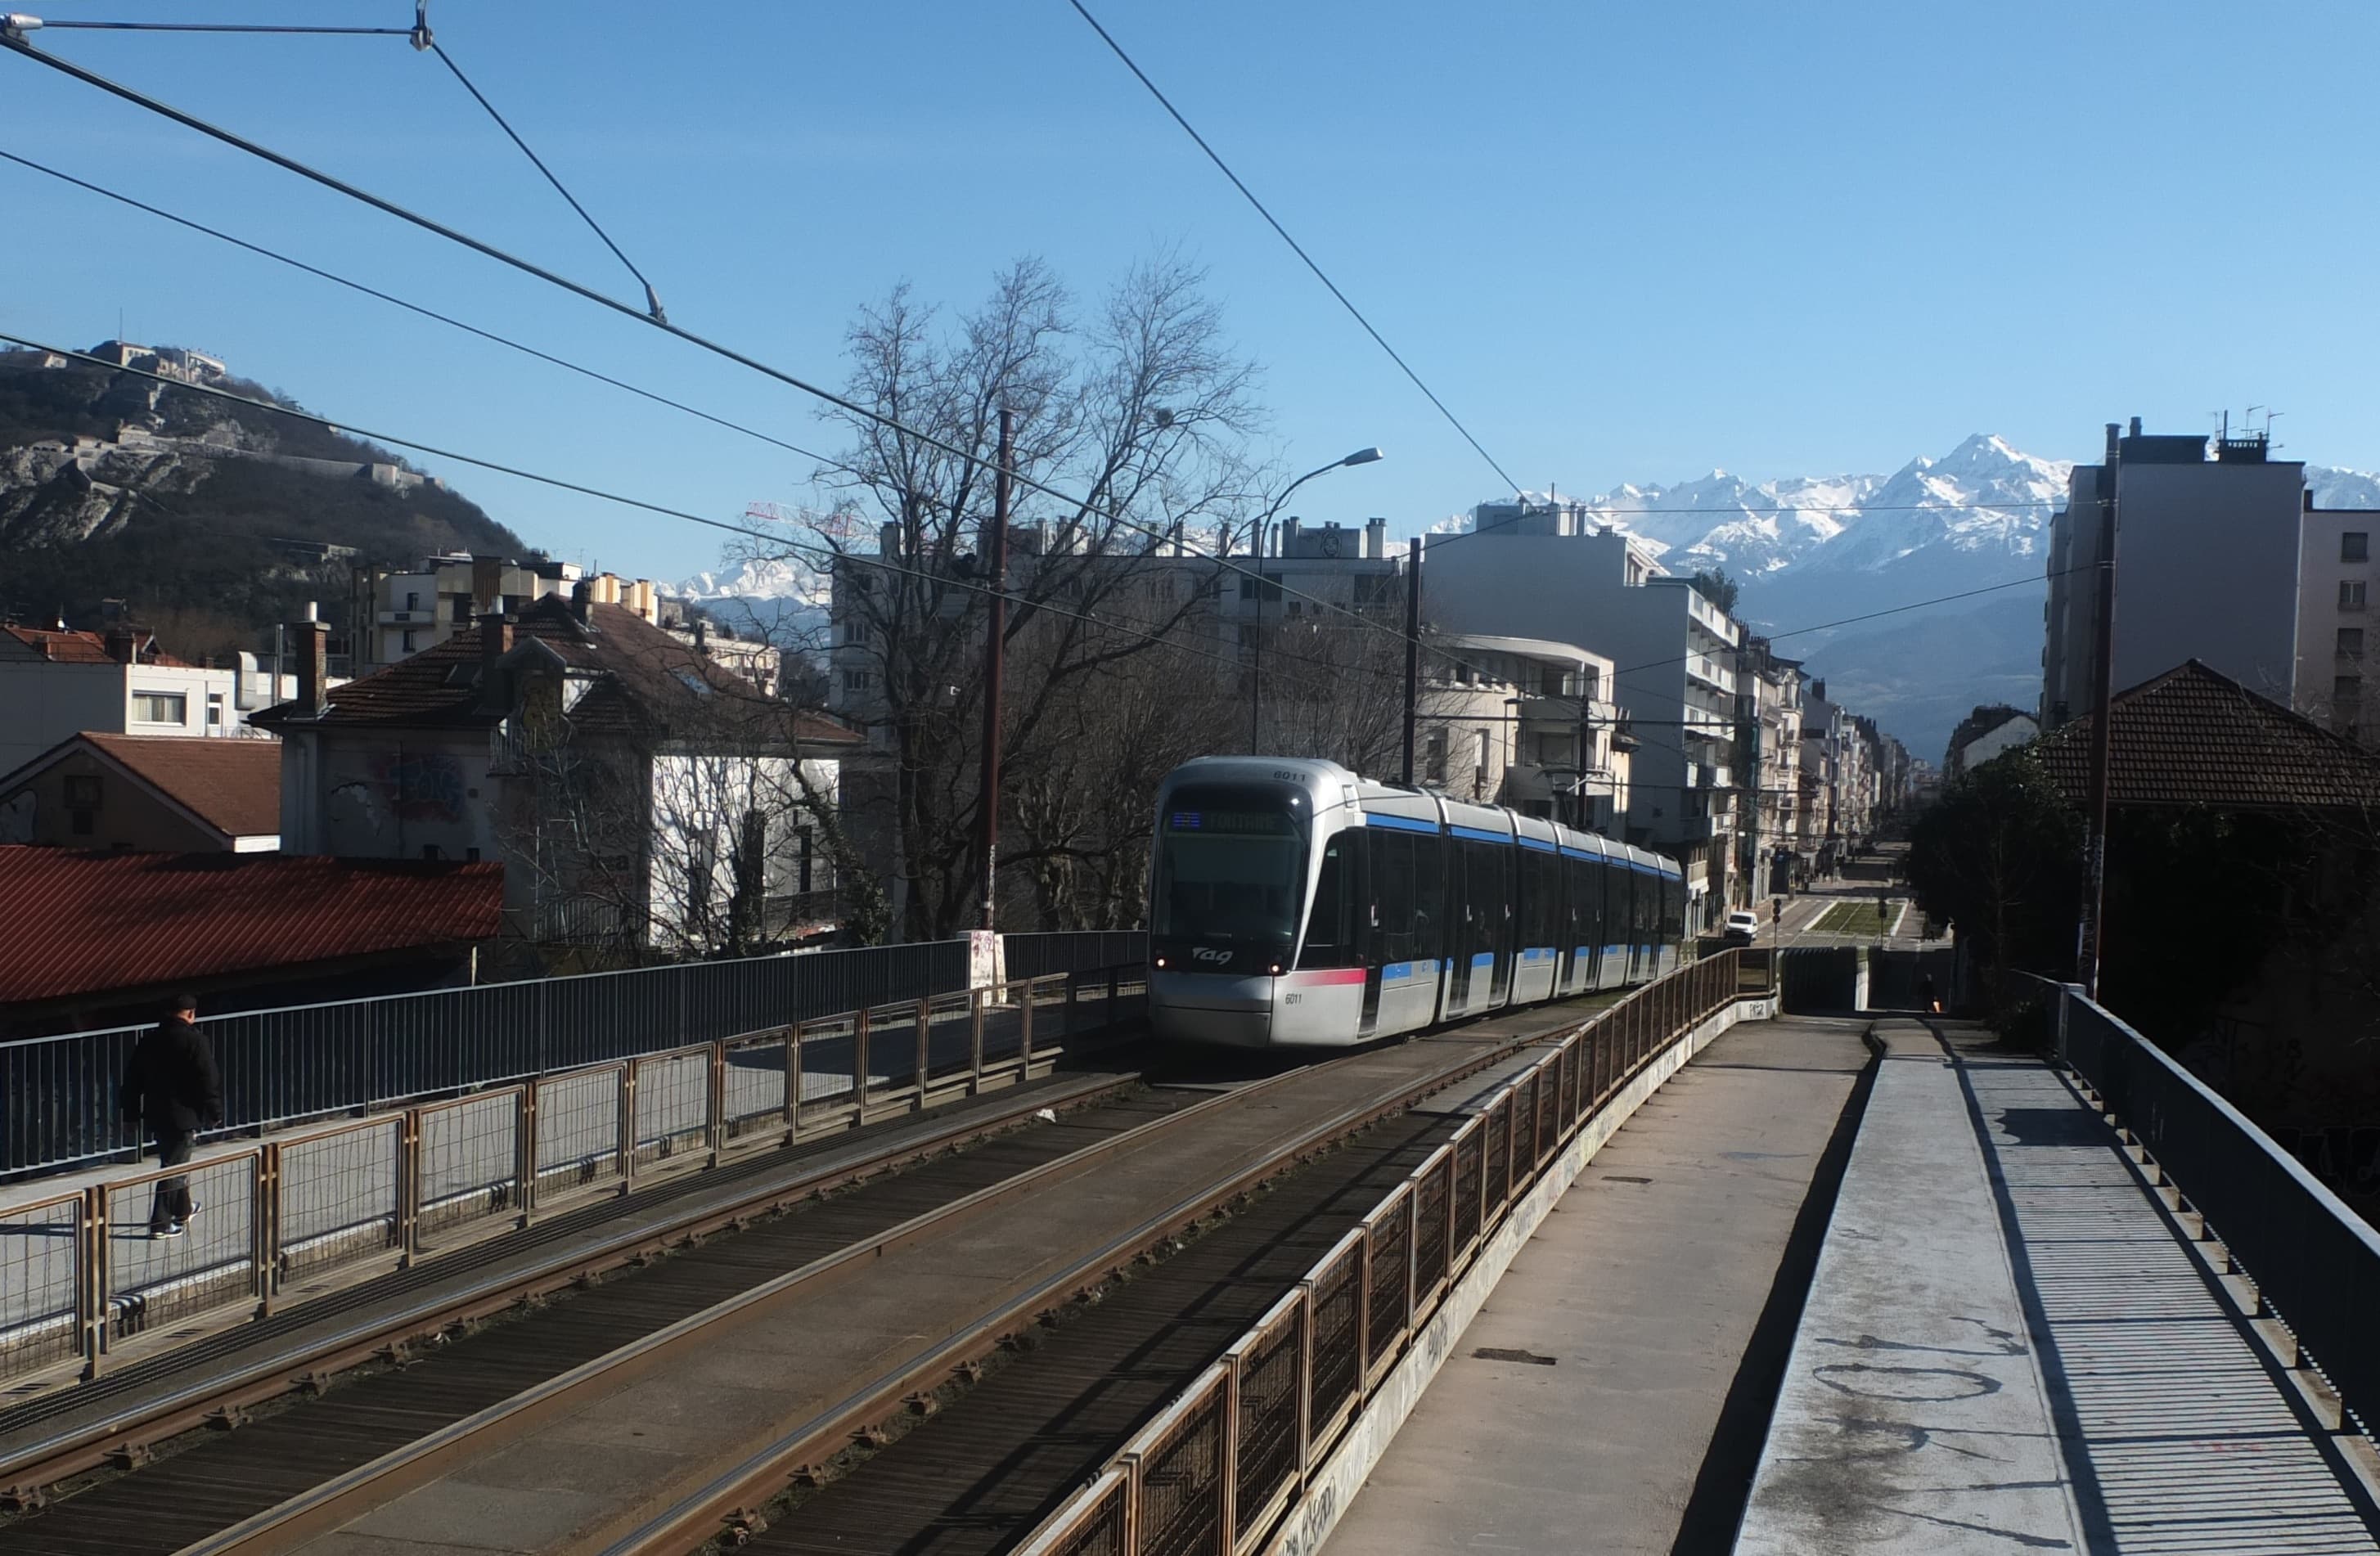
[1321,1016,1874,1555]
[1738,1019,2380,1555]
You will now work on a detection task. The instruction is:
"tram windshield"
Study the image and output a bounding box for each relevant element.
[1151,787,1307,948]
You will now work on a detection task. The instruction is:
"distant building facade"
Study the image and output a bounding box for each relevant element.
[0,623,246,776]
[0,732,281,852]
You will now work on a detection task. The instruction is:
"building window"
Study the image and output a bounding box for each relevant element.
[2337,676,2364,704]
[402,629,418,654]
[2344,581,2368,612]
[205,692,224,728]
[841,668,873,692]
[405,590,421,611]
[421,843,443,861]
[2342,628,2365,659]
[131,690,187,724]
[466,847,481,862]
[2346,533,2370,564]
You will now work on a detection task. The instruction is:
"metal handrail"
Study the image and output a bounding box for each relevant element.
[1006,949,1756,1556]
[2053,983,2380,1440]
[7,969,1131,1387]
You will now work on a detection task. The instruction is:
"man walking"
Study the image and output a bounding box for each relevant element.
[119,993,223,1239]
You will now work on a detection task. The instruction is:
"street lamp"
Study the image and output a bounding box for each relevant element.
[1248,447,1384,753]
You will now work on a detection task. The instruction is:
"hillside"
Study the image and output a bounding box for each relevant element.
[0,345,533,659]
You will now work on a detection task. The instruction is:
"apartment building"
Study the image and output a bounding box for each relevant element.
[1428,633,1631,832]
[1422,515,1743,929]
[2042,421,2307,725]
[0,623,245,776]
[2295,505,2378,738]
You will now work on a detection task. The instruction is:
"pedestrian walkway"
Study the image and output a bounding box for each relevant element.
[1738,1019,2380,1554]
[1320,1016,1874,1554]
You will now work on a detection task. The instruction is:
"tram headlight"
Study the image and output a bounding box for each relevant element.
[1154,955,1167,968]
[1268,963,1282,975]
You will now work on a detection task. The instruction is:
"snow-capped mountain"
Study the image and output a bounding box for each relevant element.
[675,555,828,607]
[1563,434,2072,581]
[1479,437,2380,759]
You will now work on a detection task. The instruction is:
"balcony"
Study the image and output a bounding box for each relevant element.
[1685,654,1737,695]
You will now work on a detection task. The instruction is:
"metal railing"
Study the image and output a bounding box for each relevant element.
[1,968,1142,1385]
[3,938,974,1179]
[2053,984,2380,1441]
[1003,931,1150,981]
[1012,950,1754,1556]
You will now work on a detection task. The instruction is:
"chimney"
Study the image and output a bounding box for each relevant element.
[570,579,593,624]
[693,617,708,651]
[470,555,503,613]
[477,611,514,712]
[2128,416,2143,438]
[103,624,138,664]
[880,523,902,559]
[295,614,330,717]
[1365,516,1386,560]
[2105,422,2121,461]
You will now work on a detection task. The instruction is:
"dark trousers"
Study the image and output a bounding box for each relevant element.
[148,1126,196,1230]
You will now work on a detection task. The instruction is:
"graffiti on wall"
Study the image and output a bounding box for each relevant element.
[374,750,469,825]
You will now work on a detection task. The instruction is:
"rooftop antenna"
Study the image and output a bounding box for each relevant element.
[2265,410,2283,447]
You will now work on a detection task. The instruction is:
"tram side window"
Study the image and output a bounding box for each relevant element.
[1298,836,1357,969]
[1634,873,1654,944]
[1666,877,1685,943]
[1602,861,1626,947]
[1464,841,1507,956]
[1370,830,1414,965]
[1522,849,1559,948]
[1415,832,1446,964]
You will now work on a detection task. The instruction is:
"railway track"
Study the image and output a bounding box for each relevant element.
[0,997,1626,1556]
[0,1064,1150,1514]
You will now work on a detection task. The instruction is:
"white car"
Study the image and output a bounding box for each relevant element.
[1721,910,1761,945]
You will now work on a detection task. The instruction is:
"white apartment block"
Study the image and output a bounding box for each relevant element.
[1422,513,1743,927]
[2295,506,2378,738]
[0,624,245,777]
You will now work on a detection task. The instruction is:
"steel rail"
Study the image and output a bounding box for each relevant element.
[166,1073,1316,1556]
[0,1066,1143,1501]
[596,1019,1611,1556]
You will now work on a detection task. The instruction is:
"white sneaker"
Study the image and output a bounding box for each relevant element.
[151,1224,184,1240]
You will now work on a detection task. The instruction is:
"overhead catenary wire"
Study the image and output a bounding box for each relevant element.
[425,38,668,322]
[0,333,1321,686]
[1061,0,1521,499]
[0,150,830,468]
[0,32,1478,677]
[2,40,2082,715]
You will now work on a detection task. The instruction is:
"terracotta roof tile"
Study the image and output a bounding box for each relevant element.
[0,625,195,667]
[0,847,502,1006]
[252,598,859,748]
[2032,660,2380,810]
[80,735,282,839]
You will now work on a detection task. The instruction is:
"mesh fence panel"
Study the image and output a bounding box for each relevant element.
[1364,1196,1412,1376]
[1481,1099,1510,1217]
[631,1050,711,1167]
[1412,1156,1451,1300]
[722,1033,790,1140]
[1535,1064,1562,1167]
[103,1151,257,1338]
[795,1014,859,1122]
[1233,1306,1307,1545]
[536,1064,622,1192]
[0,1192,83,1381]
[1030,1471,1131,1556]
[277,1118,402,1280]
[1307,1242,1362,1439]
[415,1091,520,1238]
[1451,1126,1482,1257]
[1135,1376,1229,1556]
[926,994,976,1086]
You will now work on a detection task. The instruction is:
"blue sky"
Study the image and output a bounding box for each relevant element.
[4,1,2374,585]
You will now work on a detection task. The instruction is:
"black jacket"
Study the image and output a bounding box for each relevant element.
[119,1018,224,1133]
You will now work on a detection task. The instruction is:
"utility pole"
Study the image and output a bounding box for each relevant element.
[975,407,1011,932]
[1248,521,1266,753]
[2076,422,2121,999]
[1401,534,1423,785]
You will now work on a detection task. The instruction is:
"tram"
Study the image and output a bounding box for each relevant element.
[1146,757,1687,1047]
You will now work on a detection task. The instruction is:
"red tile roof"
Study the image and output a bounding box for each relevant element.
[2032,660,2380,810]
[76,735,282,839]
[0,848,503,1006]
[253,597,859,749]
[0,625,194,667]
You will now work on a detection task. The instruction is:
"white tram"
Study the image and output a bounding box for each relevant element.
[1146,757,1688,1048]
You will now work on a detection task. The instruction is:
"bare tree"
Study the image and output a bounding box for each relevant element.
[793,257,1266,940]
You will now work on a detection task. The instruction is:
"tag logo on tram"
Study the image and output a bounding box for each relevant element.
[1190,947,1232,964]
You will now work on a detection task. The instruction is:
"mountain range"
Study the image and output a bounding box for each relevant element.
[1442,435,2380,760]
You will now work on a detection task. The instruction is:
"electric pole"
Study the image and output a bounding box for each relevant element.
[1401,534,1423,785]
[2076,422,2121,999]
[976,407,1011,932]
